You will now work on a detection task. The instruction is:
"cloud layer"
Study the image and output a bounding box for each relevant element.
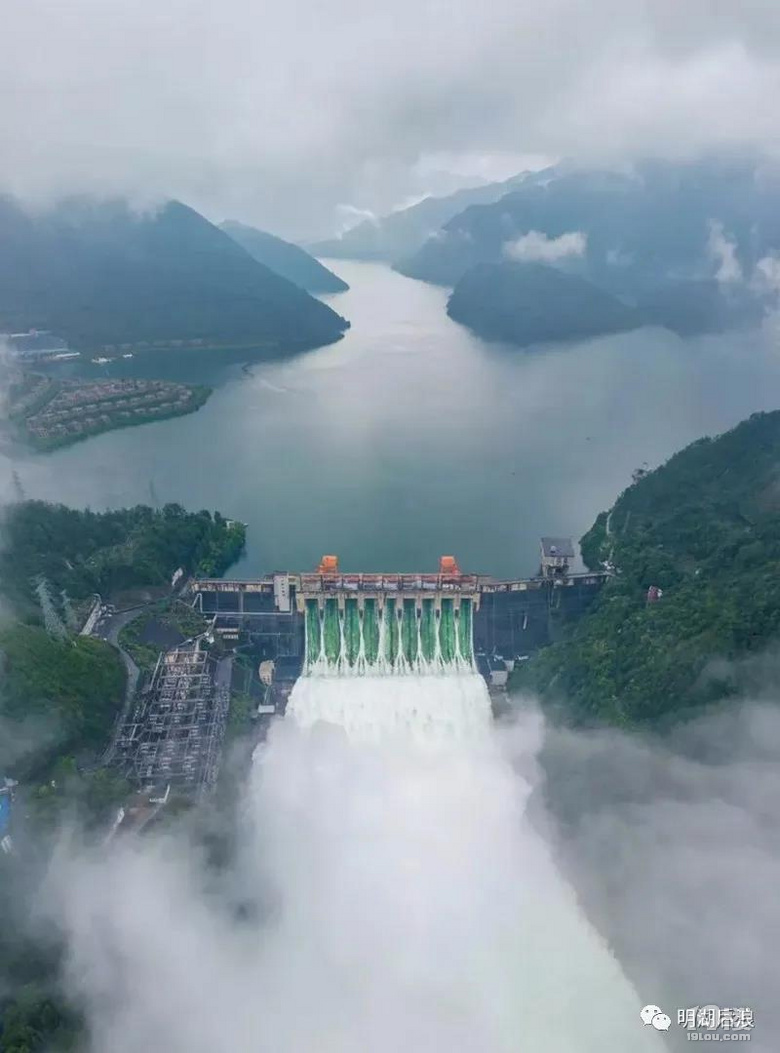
[505,230,587,264]
[707,220,743,282]
[38,680,780,1052]
[47,693,654,1053]
[540,697,780,1052]
[4,1,780,236]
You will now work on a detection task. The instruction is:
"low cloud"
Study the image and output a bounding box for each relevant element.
[504,229,587,263]
[43,689,651,1053]
[3,672,775,1053]
[539,696,780,1051]
[0,713,63,775]
[707,219,743,282]
[753,253,780,296]
[333,204,380,235]
[0,340,16,422]
[4,2,780,238]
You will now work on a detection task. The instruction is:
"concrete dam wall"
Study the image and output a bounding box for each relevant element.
[189,544,608,688]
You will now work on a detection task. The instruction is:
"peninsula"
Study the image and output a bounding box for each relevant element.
[9,373,211,451]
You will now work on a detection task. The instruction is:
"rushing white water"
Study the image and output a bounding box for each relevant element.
[288,673,490,744]
[304,596,475,678]
[275,673,658,1051]
[53,673,659,1052]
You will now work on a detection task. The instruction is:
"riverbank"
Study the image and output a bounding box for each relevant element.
[7,261,780,579]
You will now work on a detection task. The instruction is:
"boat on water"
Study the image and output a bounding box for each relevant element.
[91,356,110,364]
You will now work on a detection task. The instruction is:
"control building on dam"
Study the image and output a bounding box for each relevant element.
[188,539,609,690]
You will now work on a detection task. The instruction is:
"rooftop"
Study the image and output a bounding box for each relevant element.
[541,536,575,558]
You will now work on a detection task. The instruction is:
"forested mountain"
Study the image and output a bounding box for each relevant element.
[447,263,767,347]
[446,261,642,346]
[0,500,246,612]
[396,157,780,336]
[0,500,245,780]
[0,197,349,352]
[308,169,553,261]
[635,279,766,336]
[520,411,780,726]
[220,220,348,293]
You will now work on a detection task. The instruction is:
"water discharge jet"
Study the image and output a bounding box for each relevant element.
[50,649,658,1052]
[304,595,474,677]
[277,673,658,1050]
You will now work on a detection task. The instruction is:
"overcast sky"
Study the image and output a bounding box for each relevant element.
[3,0,780,238]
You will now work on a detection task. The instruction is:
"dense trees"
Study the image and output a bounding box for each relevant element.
[521,411,780,725]
[0,982,80,1053]
[0,499,245,776]
[0,500,246,611]
[0,626,125,778]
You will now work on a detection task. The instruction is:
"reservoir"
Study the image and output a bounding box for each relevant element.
[20,261,778,1050]
[5,261,780,577]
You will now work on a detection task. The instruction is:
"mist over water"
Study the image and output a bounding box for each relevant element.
[275,674,657,1051]
[54,674,658,1053]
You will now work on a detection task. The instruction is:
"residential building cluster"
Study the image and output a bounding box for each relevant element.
[25,378,198,443]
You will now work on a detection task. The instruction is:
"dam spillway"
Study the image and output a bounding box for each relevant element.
[301,554,478,677]
[304,595,474,676]
[188,542,610,696]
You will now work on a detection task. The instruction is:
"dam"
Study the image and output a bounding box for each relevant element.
[301,555,477,677]
[251,546,650,1051]
[188,539,609,696]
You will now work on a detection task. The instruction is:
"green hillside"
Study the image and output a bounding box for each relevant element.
[0,197,349,352]
[0,500,246,611]
[520,411,780,725]
[0,497,253,1048]
[0,625,125,778]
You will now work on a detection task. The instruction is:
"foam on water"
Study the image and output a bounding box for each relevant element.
[287,672,491,744]
[265,672,658,1051]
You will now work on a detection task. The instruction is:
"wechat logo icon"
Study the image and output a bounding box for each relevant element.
[640,1005,671,1032]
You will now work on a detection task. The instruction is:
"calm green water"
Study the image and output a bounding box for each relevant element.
[5,261,780,578]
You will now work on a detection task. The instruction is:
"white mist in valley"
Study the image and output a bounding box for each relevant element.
[53,674,657,1052]
[275,673,654,1051]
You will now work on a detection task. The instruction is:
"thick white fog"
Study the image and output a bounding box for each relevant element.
[4,0,780,236]
[49,678,656,1052]
[541,697,780,1053]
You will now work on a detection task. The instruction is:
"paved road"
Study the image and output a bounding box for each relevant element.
[215,654,233,692]
[88,603,146,764]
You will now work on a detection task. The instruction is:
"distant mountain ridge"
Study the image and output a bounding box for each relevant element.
[219,220,349,293]
[308,168,556,262]
[395,157,780,292]
[0,197,349,353]
[398,157,780,339]
[447,263,768,348]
